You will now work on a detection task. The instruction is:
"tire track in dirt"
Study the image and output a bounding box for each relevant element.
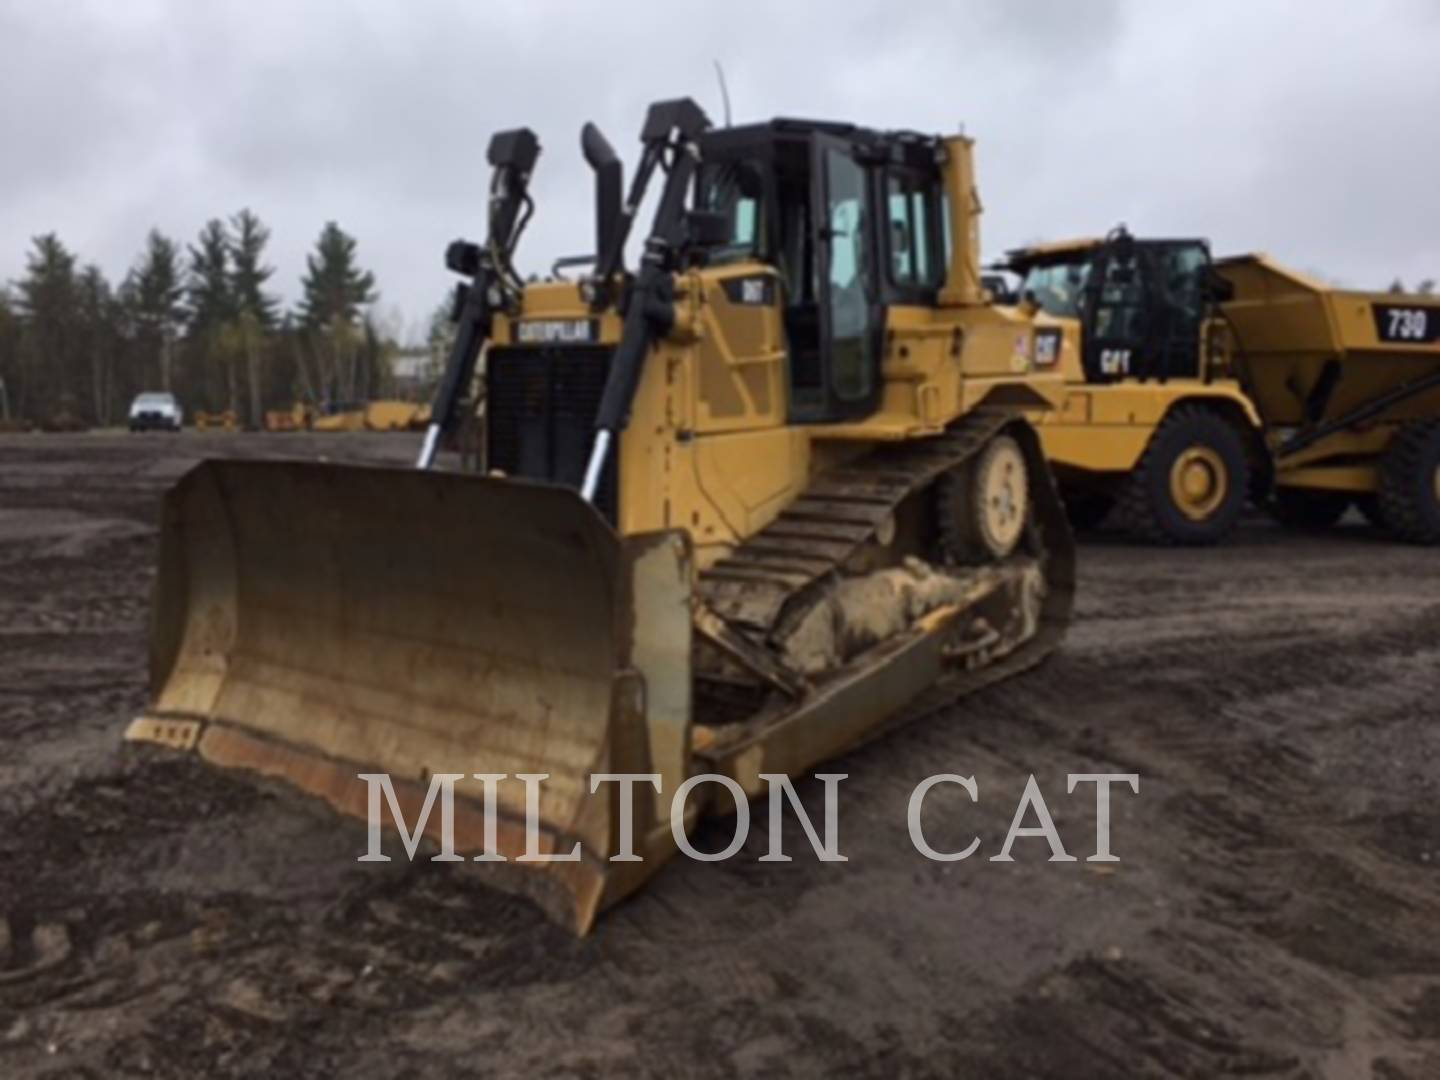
[2,433,1439,1077]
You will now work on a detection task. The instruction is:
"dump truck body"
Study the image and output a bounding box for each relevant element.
[1216,256,1440,539]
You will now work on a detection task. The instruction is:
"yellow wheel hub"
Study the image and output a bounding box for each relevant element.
[1169,446,1228,522]
[976,436,1029,557]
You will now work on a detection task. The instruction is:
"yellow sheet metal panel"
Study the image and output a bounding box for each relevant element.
[1276,426,1394,470]
[1090,387,1169,426]
[691,428,810,562]
[1039,424,1154,473]
[693,266,787,434]
[1035,384,1259,474]
[1276,465,1378,493]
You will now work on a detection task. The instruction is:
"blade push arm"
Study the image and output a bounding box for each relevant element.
[417,127,541,470]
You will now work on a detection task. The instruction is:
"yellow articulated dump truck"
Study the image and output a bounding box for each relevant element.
[997,228,1440,544]
[127,99,1075,932]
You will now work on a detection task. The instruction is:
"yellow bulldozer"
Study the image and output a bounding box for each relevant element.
[127,99,1075,932]
[996,228,1440,544]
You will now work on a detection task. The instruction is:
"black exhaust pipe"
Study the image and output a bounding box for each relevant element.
[581,122,623,269]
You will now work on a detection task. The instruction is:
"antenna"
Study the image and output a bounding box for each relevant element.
[713,60,733,127]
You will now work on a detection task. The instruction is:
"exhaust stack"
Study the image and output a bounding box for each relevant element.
[581,122,623,268]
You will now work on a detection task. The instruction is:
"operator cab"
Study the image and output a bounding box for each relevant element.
[693,119,948,422]
[1002,229,1222,384]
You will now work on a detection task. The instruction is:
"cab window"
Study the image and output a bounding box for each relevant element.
[699,162,763,264]
[824,148,874,403]
[1021,261,1090,319]
[886,171,940,289]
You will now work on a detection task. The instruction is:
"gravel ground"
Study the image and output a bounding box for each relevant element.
[1,431,1438,1078]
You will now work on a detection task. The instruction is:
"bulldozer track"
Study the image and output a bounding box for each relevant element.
[694,406,1076,729]
[698,408,1014,639]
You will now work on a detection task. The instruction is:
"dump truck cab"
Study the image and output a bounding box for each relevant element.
[997,228,1264,544]
[1007,233,1216,384]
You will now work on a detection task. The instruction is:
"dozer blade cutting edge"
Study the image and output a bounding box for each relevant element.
[126,459,695,933]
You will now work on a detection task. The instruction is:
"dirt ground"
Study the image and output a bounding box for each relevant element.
[1,431,1437,1078]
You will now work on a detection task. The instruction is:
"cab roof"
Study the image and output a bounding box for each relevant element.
[1000,237,1105,272]
[699,118,941,170]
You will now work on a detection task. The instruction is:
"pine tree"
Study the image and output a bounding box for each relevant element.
[14,234,79,420]
[76,265,118,424]
[124,230,186,392]
[187,219,233,334]
[299,222,377,403]
[186,219,236,411]
[229,209,278,425]
[0,287,21,423]
[229,209,278,329]
[299,222,377,329]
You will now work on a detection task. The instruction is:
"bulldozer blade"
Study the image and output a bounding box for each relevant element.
[126,460,693,933]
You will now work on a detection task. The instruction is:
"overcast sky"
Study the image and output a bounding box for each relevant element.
[2,0,1438,341]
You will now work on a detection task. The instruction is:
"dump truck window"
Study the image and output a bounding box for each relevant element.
[823,148,875,402]
[1160,244,1207,321]
[1022,263,1089,319]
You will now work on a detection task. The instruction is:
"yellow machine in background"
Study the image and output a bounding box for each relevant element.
[309,399,429,432]
[193,409,240,432]
[1218,256,1440,542]
[363,399,429,431]
[127,99,1075,932]
[998,229,1440,544]
[262,402,314,431]
[263,399,430,432]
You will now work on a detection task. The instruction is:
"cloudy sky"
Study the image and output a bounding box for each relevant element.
[2,0,1438,340]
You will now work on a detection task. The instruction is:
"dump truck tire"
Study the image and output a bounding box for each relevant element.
[1270,488,1351,530]
[1116,404,1249,545]
[1377,421,1440,544]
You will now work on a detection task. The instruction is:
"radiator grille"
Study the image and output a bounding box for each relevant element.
[486,345,617,523]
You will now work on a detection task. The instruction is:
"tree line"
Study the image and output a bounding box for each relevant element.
[0,212,399,428]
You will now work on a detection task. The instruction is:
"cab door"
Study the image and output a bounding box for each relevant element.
[1081,243,1150,384]
[1082,239,1209,383]
[791,135,884,422]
